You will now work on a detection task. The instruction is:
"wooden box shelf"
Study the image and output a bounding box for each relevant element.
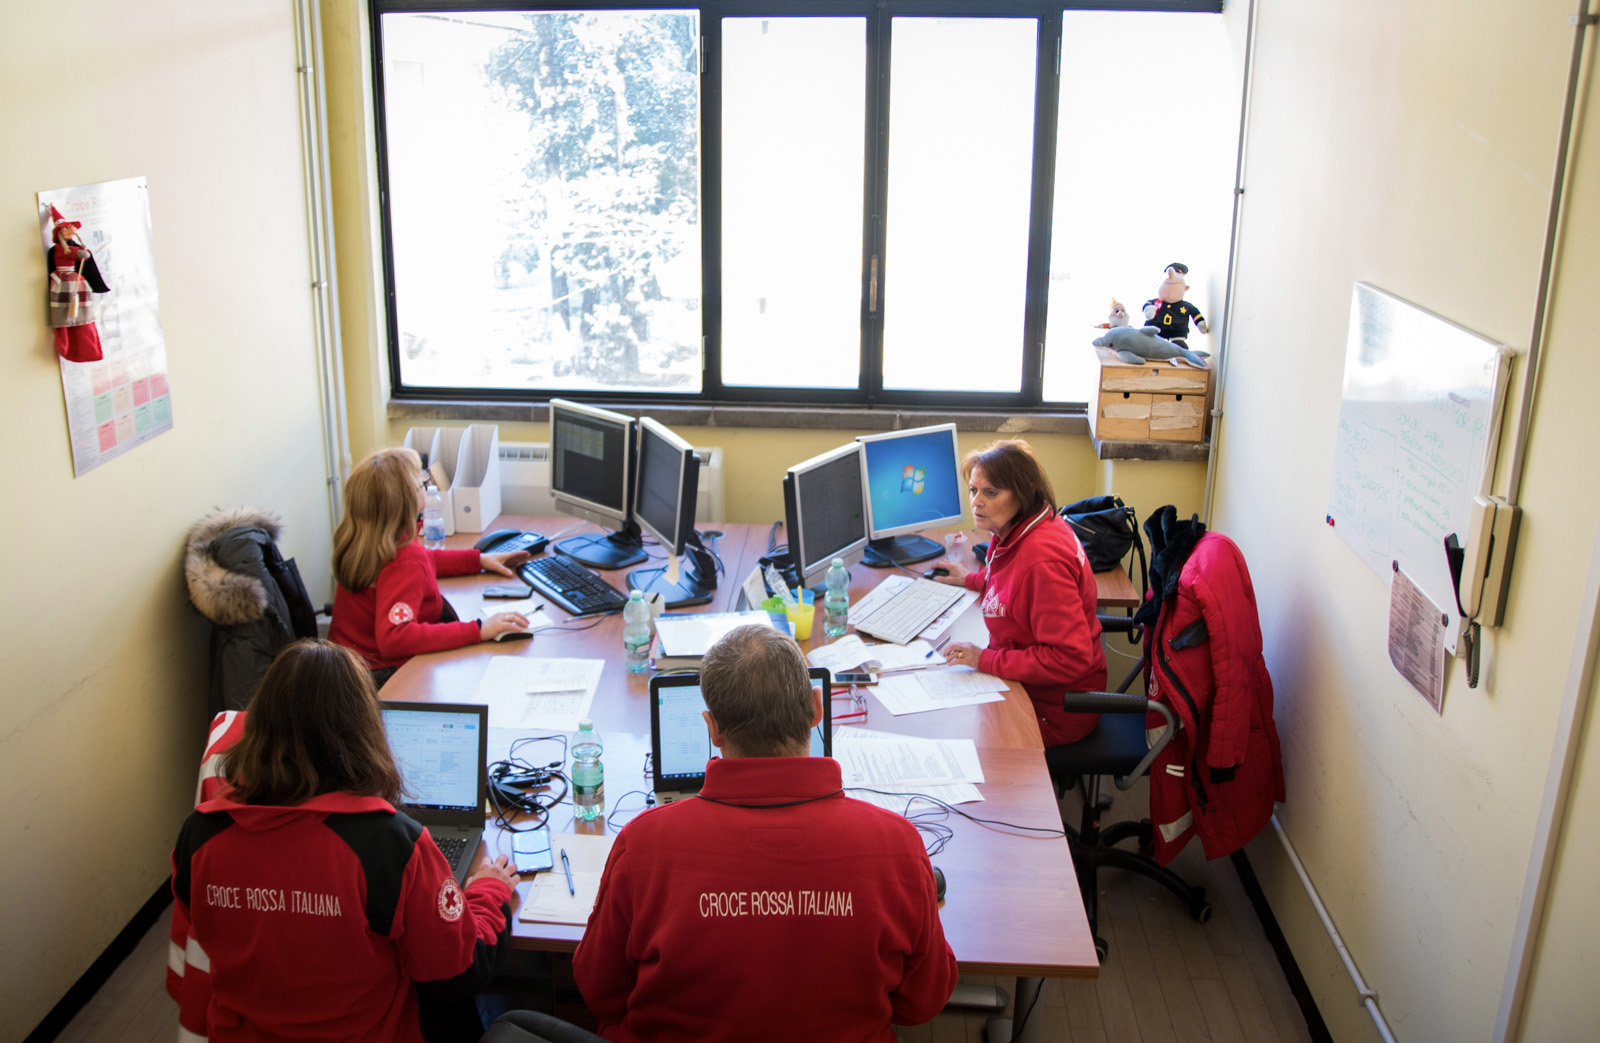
[1089,346,1211,443]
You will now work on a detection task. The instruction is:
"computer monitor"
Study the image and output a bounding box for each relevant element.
[627,416,717,608]
[855,423,965,567]
[782,441,869,591]
[548,398,646,568]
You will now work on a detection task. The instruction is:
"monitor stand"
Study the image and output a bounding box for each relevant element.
[556,519,647,569]
[627,530,717,608]
[862,534,942,568]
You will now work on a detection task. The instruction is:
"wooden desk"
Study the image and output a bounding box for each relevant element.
[384,517,1099,1037]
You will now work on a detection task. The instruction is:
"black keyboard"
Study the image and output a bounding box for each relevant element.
[435,834,467,865]
[520,555,629,616]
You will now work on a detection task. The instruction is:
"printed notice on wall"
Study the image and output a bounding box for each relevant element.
[1388,563,1446,713]
[38,178,173,476]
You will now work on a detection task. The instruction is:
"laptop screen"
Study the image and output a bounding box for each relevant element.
[652,668,832,790]
[381,704,483,812]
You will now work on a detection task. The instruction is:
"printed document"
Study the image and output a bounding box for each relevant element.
[518,831,615,925]
[867,673,1004,716]
[807,635,946,675]
[834,729,983,807]
[833,732,985,788]
[472,657,604,731]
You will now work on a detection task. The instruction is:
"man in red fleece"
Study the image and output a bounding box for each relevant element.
[573,625,959,1042]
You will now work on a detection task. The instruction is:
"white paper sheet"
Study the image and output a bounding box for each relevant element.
[913,668,1009,699]
[832,733,985,787]
[833,728,984,807]
[917,590,979,640]
[867,673,1005,716]
[477,601,557,631]
[472,657,604,731]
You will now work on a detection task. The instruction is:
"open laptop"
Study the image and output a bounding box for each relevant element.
[649,667,833,804]
[380,701,489,884]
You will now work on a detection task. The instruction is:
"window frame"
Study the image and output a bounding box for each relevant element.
[368,0,1226,411]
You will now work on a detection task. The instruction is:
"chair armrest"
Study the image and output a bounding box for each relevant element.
[1061,690,1178,790]
[1097,614,1136,634]
[1062,690,1148,714]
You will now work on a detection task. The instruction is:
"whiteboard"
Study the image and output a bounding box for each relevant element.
[1327,283,1512,654]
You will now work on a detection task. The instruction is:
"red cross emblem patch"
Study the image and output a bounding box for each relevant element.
[388,602,415,626]
[438,878,464,922]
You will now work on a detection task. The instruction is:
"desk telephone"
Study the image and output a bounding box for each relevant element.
[474,528,548,556]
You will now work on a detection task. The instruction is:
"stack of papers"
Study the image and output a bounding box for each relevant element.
[807,634,945,675]
[471,657,606,731]
[834,729,984,810]
[653,611,778,668]
[866,671,1008,716]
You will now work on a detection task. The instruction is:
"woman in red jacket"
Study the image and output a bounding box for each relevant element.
[167,639,516,1041]
[933,440,1107,746]
[329,446,529,685]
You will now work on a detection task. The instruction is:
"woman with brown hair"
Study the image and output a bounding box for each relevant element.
[329,446,530,685]
[932,439,1107,746]
[165,639,516,1041]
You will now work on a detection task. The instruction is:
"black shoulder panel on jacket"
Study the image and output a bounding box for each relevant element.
[173,810,235,907]
[322,810,423,937]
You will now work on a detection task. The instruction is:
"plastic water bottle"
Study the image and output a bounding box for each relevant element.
[572,720,605,821]
[823,559,850,638]
[623,590,651,674]
[422,483,446,549]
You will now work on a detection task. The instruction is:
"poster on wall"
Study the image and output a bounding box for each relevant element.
[37,177,173,477]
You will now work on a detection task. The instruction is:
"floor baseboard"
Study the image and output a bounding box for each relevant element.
[1231,849,1334,1043]
[25,879,174,1043]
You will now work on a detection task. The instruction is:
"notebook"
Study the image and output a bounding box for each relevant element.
[649,667,833,803]
[380,701,489,884]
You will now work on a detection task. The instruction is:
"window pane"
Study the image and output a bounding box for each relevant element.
[882,18,1037,393]
[381,10,702,393]
[1043,11,1238,403]
[722,18,866,390]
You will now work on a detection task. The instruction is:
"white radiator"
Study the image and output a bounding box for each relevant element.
[497,442,725,523]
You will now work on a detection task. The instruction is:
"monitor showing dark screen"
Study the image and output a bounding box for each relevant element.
[548,399,645,568]
[627,417,713,607]
[784,441,869,588]
[855,423,965,566]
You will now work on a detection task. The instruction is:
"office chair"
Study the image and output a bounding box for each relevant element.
[480,1010,605,1043]
[1046,647,1211,962]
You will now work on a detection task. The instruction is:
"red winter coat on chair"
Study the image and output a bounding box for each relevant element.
[1136,512,1284,866]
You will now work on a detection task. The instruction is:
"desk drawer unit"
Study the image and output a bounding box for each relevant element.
[1090,347,1211,442]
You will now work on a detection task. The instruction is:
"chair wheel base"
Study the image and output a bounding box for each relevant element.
[1191,894,1213,924]
[1094,936,1109,963]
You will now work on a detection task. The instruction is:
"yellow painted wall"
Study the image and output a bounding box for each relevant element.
[0,2,333,1033]
[1219,0,1599,1038]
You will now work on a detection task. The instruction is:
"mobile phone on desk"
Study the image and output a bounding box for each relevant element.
[511,827,555,874]
[836,671,878,685]
[484,583,533,598]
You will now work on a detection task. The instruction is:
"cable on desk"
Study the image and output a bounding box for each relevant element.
[845,788,1069,846]
[486,734,571,832]
[604,790,654,833]
[766,521,782,554]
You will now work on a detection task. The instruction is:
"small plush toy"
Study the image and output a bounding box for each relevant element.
[1143,262,1208,346]
[45,206,108,363]
[1093,299,1130,330]
[1093,324,1210,368]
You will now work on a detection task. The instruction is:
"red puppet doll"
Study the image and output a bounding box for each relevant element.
[46,206,109,363]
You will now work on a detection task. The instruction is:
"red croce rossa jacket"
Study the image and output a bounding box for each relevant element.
[1142,525,1284,865]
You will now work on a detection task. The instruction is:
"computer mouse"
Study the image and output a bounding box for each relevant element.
[931,865,947,902]
[922,567,950,579]
[494,629,534,642]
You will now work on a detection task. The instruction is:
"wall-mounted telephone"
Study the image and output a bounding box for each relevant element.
[473,529,548,556]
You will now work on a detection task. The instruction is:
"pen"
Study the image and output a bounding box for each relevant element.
[560,848,575,896]
[927,637,951,659]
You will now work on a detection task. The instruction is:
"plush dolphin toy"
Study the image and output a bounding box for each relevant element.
[1092,325,1210,368]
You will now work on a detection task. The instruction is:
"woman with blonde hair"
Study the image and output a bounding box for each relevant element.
[329,446,529,684]
[166,639,515,1041]
[931,439,1106,746]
